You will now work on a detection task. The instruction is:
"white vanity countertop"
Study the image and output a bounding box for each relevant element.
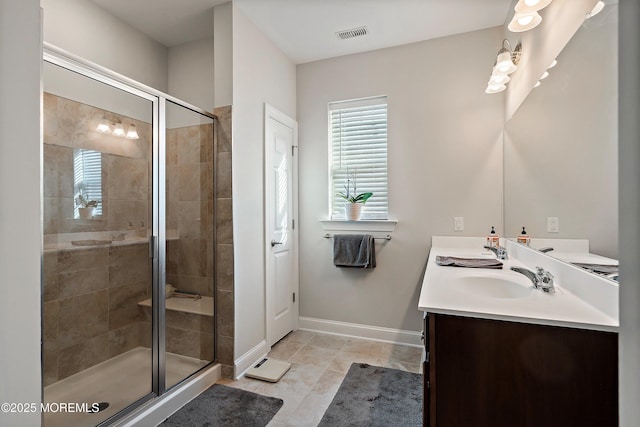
[418,237,619,332]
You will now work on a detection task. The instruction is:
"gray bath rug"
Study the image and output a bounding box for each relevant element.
[161,384,283,427]
[319,363,422,427]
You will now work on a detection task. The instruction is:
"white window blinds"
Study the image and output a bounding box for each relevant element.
[329,97,388,220]
[73,149,102,218]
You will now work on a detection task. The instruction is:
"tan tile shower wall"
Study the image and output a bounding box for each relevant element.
[214,105,235,377]
[43,92,151,235]
[166,123,215,297]
[43,243,150,386]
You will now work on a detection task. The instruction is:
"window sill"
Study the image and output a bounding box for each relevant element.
[319,219,398,233]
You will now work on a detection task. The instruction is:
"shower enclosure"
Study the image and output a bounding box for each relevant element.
[42,46,217,427]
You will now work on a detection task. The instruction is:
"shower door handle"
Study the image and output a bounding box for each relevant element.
[149,235,157,258]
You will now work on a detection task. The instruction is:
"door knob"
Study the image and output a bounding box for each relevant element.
[271,240,283,247]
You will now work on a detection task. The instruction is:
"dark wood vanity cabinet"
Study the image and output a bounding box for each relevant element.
[422,313,618,427]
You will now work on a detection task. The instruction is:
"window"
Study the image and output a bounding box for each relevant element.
[329,96,388,220]
[73,149,102,218]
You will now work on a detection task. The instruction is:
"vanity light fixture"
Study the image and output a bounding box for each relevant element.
[548,59,558,68]
[95,118,138,139]
[586,1,604,19]
[485,40,521,94]
[540,71,550,80]
[125,124,139,140]
[112,122,126,137]
[96,118,111,133]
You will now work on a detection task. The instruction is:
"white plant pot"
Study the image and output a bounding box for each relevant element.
[78,207,95,219]
[345,203,363,221]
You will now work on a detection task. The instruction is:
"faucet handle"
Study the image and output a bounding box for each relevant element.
[535,267,555,292]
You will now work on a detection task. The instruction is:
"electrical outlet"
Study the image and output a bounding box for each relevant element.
[454,216,464,231]
[547,217,559,233]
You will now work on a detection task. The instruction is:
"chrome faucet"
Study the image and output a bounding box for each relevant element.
[511,266,555,293]
[484,245,508,260]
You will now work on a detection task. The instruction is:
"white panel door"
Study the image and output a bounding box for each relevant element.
[265,104,298,347]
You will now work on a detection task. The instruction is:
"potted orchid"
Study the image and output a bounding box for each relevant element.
[75,191,100,219]
[337,169,373,220]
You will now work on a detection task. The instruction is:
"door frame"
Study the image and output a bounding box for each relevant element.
[264,103,299,347]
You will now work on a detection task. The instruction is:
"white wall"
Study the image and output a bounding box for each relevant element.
[41,0,168,92]
[231,4,296,359]
[214,2,233,108]
[168,37,215,112]
[0,1,42,426]
[619,0,640,424]
[297,27,505,332]
[504,6,618,258]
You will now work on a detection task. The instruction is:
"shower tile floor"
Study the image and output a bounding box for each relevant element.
[217,331,423,427]
[43,347,209,427]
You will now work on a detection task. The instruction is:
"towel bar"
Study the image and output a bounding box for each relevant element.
[324,233,391,241]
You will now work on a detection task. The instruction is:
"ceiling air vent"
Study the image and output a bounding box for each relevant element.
[335,26,368,40]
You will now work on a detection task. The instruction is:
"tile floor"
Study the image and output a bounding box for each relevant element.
[216,330,424,427]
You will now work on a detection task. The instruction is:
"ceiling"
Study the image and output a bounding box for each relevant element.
[91,0,513,64]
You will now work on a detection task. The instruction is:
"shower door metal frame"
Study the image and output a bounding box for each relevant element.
[42,43,218,426]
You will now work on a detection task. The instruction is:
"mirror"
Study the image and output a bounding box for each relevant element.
[503,4,618,276]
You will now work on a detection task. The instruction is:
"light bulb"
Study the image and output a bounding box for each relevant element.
[548,59,558,69]
[518,15,534,26]
[96,119,111,133]
[515,0,552,13]
[509,11,542,32]
[489,72,510,85]
[113,122,125,137]
[540,71,549,80]
[534,81,541,88]
[485,83,506,94]
[496,50,517,74]
[126,124,139,139]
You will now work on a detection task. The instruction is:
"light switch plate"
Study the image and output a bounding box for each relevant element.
[547,217,559,233]
[454,216,464,231]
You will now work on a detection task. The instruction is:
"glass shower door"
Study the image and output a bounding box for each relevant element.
[163,100,216,389]
[42,59,156,426]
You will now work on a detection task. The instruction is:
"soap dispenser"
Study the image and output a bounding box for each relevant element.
[486,226,499,248]
[517,226,530,246]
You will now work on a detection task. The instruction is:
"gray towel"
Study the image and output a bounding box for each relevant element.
[435,256,503,269]
[333,234,376,268]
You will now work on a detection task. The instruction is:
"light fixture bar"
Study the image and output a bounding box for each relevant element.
[485,40,521,95]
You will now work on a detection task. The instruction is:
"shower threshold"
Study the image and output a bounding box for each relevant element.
[44,347,210,427]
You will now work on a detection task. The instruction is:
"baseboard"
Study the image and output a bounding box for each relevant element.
[234,339,269,379]
[114,363,221,427]
[298,317,422,347]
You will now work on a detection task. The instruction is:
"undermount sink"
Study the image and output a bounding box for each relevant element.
[452,273,533,299]
[71,239,112,246]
